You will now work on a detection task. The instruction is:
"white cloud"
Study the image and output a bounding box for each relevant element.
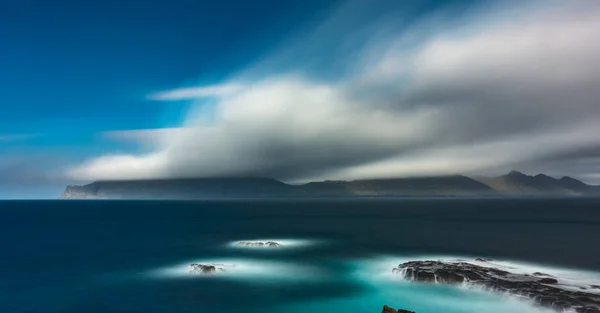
[68,1,600,183]
[67,153,168,181]
[321,121,600,182]
[148,83,244,100]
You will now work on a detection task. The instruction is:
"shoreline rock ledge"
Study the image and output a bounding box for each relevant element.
[393,260,600,313]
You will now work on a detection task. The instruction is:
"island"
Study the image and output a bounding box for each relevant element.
[60,171,600,199]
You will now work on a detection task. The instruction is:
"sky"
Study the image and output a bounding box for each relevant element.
[1,0,600,198]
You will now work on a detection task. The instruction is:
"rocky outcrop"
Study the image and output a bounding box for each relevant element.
[382,305,415,313]
[189,263,228,274]
[237,241,282,247]
[393,260,600,313]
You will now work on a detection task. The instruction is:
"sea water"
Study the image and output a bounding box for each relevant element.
[1,198,599,313]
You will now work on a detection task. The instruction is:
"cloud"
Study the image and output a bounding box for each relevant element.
[68,153,168,181]
[68,0,600,183]
[324,122,600,182]
[72,76,439,181]
[148,83,244,100]
[100,127,196,148]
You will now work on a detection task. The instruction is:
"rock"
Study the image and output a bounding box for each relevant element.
[381,305,415,313]
[533,272,553,277]
[189,263,226,274]
[237,241,282,247]
[393,260,600,313]
[475,258,492,262]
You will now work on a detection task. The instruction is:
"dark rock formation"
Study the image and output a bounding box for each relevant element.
[382,305,415,313]
[189,263,226,274]
[539,278,559,284]
[237,241,282,247]
[393,260,600,313]
[533,272,553,277]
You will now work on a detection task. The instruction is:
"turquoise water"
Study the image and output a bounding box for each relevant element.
[140,253,562,313]
[1,198,599,313]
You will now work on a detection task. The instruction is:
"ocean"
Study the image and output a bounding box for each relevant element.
[1,198,599,313]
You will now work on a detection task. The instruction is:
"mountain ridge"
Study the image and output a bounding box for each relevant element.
[477,170,599,196]
[60,172,600,199]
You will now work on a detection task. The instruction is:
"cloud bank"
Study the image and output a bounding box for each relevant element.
[68,0,600,183]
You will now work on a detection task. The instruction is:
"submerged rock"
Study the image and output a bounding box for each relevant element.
[189,263,227,274]
[237,241,282,247]
[393,260,600,313]
[382,305,415,313]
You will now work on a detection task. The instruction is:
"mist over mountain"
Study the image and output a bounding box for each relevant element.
[60,171,600,199]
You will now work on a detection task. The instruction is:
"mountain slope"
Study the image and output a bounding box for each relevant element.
[477,171,600,196]
[60,172,600,199]
[60,175,495,199]
[61,178,299,199]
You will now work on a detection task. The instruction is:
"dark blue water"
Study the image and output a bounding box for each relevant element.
[2,198,599,313]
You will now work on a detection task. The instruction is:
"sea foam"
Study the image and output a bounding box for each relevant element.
[226,238,318,249]
[146,257,321,281]
[345,255,600,313]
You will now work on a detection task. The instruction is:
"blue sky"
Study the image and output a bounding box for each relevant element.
[0,0,345,197]
[1,0,342,134]
[2,0,600,198]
